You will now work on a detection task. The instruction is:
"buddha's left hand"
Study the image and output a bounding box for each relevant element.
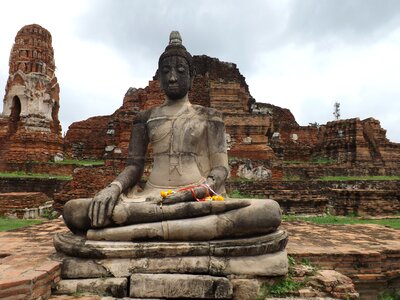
[161,184,213,205]
[160,190,192,204]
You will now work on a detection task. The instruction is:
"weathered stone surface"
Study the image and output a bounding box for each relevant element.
[210,250,288,276]
[309,270,359,299]
[129,273,232,299]
[231,278,261,300]
[60,250,287,278]
[53,278,127,298]
[89,256,209,278]
[54,230,288,259]
[60,256,111,278]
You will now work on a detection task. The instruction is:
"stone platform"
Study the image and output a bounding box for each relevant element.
[53,230,289,298]
[0,219,399,299]
[283,221,400,299]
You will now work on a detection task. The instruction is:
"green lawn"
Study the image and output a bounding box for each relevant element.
[283,214,400,229]
[0,171,72,180]
[53,159,104,166]
[318,175,400,181]
[0,217,43,231]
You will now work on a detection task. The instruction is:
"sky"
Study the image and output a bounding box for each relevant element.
[0,0,399,142]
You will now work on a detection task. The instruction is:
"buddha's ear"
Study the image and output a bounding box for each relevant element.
[189,76,194,90]
[189,69,195,90]
[157,69,165,91]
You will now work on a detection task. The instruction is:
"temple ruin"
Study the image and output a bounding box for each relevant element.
[0,24,62,165]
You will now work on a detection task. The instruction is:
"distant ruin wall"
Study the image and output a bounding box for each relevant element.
[226,180,400,216]
[0,177,67,198]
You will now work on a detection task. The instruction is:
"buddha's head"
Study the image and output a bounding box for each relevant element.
[158,31,194,100]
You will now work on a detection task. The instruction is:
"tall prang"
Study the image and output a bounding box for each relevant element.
[0,24,62,163]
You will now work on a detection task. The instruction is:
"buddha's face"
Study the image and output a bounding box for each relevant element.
[159,56,192,100]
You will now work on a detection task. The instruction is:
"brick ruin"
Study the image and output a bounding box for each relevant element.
[267,108,400,170]
[0,24,62,165]
[315,118,400,167]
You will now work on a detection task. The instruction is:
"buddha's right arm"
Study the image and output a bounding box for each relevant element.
[89,112,150,227]
[111,111,150,193]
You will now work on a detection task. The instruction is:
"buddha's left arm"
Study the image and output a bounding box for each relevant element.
[162,111,229,204]
[204,113,229,193]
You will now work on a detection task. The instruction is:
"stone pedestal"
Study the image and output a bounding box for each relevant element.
[53,230,288,299]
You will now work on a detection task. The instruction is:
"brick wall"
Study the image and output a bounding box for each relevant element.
[0,178,67,198]
[0,192,50,217]
[226,180,400,216]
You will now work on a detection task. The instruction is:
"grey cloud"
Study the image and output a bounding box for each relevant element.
[76,0,400,75]
[76,0,286,75]
[286,0,400,45]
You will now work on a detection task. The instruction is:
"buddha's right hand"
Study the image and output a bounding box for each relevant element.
[88,184,120,228]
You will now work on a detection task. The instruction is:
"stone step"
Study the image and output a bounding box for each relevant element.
[54,274,233,299]
[130,274,232,299]
[53,278,128,298]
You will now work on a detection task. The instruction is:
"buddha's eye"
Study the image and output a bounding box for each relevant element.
[161,66,170,73]
[177,66,186,73]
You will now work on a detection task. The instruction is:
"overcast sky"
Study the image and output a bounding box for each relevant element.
[0,0,399,142]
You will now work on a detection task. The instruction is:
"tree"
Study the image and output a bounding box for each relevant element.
[333,102,340,120]
[308,122,320,129]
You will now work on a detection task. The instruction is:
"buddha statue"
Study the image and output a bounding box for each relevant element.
[62,31,282,242]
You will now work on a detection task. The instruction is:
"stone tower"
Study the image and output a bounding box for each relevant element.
[0,24,62,163]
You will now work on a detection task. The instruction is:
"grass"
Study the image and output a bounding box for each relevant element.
[0,171,72,180]
[378,291,400,300]
[0,216,43,231]
[257,278,304,299]
[283,156,336,165]
[318,175,400,181]
[283,175,301,181]
[283,160,303,165]
[228,189,262,199]
[283,214,400,229]
[52,159,104,166]
[256,255,309,299]
[310,156,336,164]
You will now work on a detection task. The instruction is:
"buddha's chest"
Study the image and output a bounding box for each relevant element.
[147,114,207,154]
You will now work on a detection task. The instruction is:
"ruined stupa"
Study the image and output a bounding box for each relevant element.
[0,24,62,163]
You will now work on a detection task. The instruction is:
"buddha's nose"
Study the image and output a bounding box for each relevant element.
[169,69,177,82]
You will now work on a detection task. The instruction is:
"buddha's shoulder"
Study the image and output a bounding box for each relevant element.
[132,109,153,124]
[192,105,223,121]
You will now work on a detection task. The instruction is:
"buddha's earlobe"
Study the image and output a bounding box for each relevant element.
[189,77,194,90]
[157,69,165,91]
